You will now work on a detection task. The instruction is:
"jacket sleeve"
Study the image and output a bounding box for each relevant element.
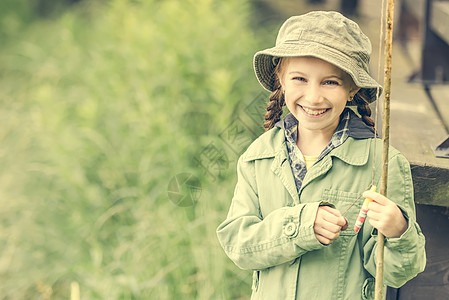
[216,156,326,271]
[362,152,426,288]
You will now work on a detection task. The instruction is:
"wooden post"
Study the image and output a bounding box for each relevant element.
[375,0,395,299]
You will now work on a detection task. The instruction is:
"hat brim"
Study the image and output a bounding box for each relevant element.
[253,41,383,104]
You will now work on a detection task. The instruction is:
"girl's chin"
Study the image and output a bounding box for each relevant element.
[293,113,340,132]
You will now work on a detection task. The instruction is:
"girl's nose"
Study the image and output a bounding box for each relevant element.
[304,84,323,104]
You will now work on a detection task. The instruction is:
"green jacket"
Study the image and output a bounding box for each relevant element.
[216,126,426,300]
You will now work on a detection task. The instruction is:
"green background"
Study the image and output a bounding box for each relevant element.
[0,0,283,298]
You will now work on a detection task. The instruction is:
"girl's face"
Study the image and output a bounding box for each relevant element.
[279,56,359,135]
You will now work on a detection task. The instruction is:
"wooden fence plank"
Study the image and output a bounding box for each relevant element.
[431,1,449,45]
[389,47,449,206]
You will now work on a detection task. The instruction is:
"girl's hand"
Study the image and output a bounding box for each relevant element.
[314,206,348,245]
[363,190,408,238]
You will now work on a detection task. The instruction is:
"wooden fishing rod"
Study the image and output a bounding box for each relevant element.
[375,0,395,299]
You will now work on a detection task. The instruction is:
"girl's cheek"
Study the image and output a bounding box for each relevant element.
[285,90,300,101]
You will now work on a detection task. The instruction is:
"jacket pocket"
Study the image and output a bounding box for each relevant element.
[322,189,362,236]
[251,271,259,292]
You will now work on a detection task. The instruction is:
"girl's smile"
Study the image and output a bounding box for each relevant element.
[298,105,330,117]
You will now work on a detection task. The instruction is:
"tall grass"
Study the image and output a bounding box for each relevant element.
[0,0,265,298]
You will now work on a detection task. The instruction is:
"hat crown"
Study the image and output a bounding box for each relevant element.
[275,11,371,69]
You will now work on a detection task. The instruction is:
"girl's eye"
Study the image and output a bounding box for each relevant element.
[323,80,340,86]
[293,77,307,82]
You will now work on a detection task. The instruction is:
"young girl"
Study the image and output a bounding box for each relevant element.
[216,11,426,299]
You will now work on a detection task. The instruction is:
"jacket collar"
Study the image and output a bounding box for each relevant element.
[240,126,286,162]
[241,109,375,166]
[242,129,371,164]
[274,108,376,139]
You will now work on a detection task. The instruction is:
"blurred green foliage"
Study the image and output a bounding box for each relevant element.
[0,0,268,298]
[0,0,35,42]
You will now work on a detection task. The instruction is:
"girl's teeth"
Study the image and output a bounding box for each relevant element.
[303,107,327,115]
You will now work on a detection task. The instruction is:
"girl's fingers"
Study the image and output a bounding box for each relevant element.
[317,221,342,235]
[362,192,408,238]
[314,227,340,244]
[367,218,380,231]
[314,206,348,244]
[320,206,346,227]
[366,209,381,221]
[367,201,383,214]
[363,190,389,206]
[341,217,349,231]
[315,233,332,245]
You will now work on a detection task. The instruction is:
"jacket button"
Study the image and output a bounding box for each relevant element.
[284,222,297,236]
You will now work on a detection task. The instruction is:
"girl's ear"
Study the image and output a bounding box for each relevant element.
[274,73,286,96]
[279,77,285,93]
[349,87,361,99]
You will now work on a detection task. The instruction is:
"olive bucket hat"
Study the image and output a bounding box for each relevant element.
[253,11,382,105]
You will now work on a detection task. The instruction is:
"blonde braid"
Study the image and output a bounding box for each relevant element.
[263,77,285,131]
[354,90,375,128]
[263,59,286,131]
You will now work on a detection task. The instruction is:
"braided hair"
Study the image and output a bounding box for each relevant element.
[353,89,375,128]
[263,60,286,131]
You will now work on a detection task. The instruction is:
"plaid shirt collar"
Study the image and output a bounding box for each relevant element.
[274,108,373,192]
[281,109,351,158]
